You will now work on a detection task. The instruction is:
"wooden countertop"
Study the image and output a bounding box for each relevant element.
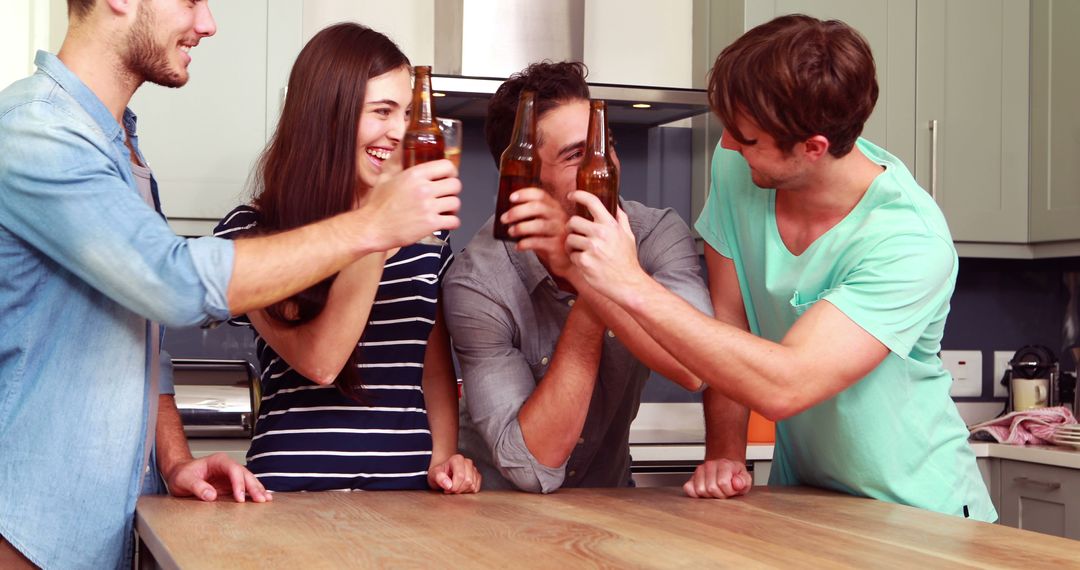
[136,487,1079,569]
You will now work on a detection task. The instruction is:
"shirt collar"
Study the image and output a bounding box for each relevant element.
[505,241,555,294]
[35,50,136,141]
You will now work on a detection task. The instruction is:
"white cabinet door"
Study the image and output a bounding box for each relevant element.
[1029,0,1080,243]
[999,460,1080,539]
[130,1,270,236]
[915,0,1030,243]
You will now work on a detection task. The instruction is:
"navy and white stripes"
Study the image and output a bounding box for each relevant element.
[214,205,452,491]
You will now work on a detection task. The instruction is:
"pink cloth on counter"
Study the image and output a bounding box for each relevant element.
[968,406,1077,445]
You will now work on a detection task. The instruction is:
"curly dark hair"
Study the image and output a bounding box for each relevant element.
[484,61,592,167]
[708,14,878,158]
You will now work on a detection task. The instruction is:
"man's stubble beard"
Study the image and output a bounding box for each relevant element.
[124,3,187,89]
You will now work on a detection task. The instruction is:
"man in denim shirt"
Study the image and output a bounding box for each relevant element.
[444,62,749,495]
[0,1,461,568]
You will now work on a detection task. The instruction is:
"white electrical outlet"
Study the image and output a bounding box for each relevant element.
[993,350,1012,398]
[942,350,983,397]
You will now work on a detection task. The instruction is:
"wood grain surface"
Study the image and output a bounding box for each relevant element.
[136,487,1080,569]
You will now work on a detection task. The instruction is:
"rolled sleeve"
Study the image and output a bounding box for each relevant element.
[158,348,175,395]
[443,273,566,493]
[184,236,234,323]
[0,103,233,327]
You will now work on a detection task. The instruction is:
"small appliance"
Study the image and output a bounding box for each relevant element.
[1000,345,1059,412]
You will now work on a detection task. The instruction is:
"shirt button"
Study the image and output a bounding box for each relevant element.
[577,437,585,445]
[568,299,576,307]
[607,330,615,338]
[541,356,550,365]
[568,470,577,477]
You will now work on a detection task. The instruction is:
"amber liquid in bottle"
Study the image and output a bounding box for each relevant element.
[575,99,619,220]
[402,65,444,168]
[493,91,542,241]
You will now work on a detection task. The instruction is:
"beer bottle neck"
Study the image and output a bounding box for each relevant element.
[509,92,537,146]
[410,67,436,128]
[585,101,609,157]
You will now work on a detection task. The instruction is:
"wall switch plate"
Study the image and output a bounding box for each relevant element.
[942,350,983,397]
[993,350,1012,398]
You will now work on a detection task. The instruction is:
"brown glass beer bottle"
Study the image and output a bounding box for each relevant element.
[493,91,542,241]
[403,65,444,168]
[575,99,619,220]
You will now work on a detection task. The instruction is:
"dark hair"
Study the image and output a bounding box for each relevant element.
[484,61,592,167]
[707,14,878,158]
[251,23,409,397]
[67,0,94,20]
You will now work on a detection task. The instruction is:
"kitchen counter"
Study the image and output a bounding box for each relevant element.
[136,486,1078,568]
[629,428,1080,470]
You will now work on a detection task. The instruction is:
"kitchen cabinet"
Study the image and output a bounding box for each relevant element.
[130,1,307,236]
[130,0,276,237]
[1028,0,1080,245]
[914,0,1030,244]
[918,0,1080,256]
[998,459,1080,539]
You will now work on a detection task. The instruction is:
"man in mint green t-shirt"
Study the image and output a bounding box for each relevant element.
[563,14,995,522]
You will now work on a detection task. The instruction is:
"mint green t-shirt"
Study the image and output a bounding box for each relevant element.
[695,138,996,522]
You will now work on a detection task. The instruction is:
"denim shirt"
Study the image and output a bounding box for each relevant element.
[0,52,234,569]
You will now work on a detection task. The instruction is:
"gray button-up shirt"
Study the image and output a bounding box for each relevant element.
[444,200,712,493]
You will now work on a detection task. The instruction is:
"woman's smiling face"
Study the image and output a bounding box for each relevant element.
[354,65,412,192]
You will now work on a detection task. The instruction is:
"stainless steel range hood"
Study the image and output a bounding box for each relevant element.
[430,0,708,127]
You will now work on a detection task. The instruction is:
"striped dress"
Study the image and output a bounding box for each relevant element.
[214,206,453,491]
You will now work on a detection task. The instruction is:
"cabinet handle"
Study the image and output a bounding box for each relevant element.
[928,119,938,200]
[1013,476,1061,491]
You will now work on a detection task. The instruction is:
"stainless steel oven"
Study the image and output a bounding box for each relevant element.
[172,358,258,439]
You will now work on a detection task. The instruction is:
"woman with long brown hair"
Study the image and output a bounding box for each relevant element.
[213,23,479,493]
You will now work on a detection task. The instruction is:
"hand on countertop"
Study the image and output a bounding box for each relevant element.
[428,453,482,494]
[683,458,753,499]
[165,452,272,503]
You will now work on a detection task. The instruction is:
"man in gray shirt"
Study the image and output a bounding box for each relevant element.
[444,62,746,493]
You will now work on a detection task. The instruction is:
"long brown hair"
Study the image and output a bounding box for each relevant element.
[251,23,409,397]
[708,14,878,158]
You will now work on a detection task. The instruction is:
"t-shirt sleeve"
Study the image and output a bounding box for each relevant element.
[821,233,957,358]
[694,142,737,258]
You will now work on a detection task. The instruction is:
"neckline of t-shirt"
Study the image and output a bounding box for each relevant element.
[129,161,151,179]
[388,234,447,262]
[767,158,891,259]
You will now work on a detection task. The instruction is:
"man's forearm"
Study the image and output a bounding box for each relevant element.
[227,212,377,316]
[571,275,702,391]
[703,388,749,461]
[156,395,194,482]
[518,301,605,468]
[613,276,796,416]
